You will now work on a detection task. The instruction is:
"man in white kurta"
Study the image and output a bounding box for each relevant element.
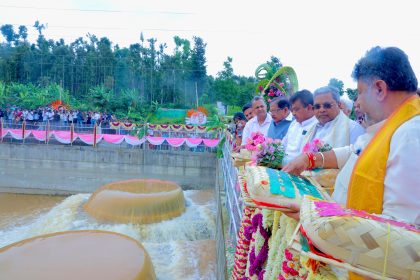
[240,96,272,146]
[332,116,420,224]
[303,86,365,148]
[283,46,420,226]
[282,90,318,164]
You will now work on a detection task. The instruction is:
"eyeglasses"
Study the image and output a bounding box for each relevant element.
[270,108,284,114]
[314,102,335,110]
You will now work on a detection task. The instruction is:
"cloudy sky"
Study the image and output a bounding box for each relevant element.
[1,0,419,92]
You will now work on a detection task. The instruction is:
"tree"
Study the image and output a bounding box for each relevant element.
[190,36,207,102]
[0,21,264,115]
[346,88,358,101]
[328,78,344,96]
[218,57,234,80]
[18,25,28,41]
[0,24,16,44]
[33,21,46,36]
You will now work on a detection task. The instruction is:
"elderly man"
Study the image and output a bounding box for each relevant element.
[267,97,293,140]
[283,46,420,229]
[339,97,353,116]
[303,86,365,148]
[282,90,318,164]
[240,96,272,146]
[242,102,254,121]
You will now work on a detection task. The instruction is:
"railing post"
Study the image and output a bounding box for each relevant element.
[22,120,26,144]
[45,121,49,144]
[0,117,3,142]
[70,123,74,146]
[93,124,97,148]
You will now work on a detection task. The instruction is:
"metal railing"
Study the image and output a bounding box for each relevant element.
[0,119,220,139]
[0,119,220,153]
[220,134,243,246]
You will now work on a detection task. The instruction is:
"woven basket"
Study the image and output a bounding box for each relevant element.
[244,166,331,211]
[299,196,420,280]
[302,169,339,194]
[287,225,395,280]
[231,150,252,168]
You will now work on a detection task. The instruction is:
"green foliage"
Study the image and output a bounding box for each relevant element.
[202,103,217,117]
[212,57,256,106]
[328,78,345,96]
[0,21,285,113]
[346,88,358,101]
[0,82,72,108]
[216,137,226,158]
[263,66,299,95]
[227,105,241,116]
[255,63,299,105]
[148,116,185,124]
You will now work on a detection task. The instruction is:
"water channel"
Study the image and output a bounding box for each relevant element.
[0,189,217,279]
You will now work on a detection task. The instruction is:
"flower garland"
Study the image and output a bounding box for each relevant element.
[264,213,285,280]
[279,248,303,280]
[263,215,299,280]
[262,209,274,230]
[232,206,256,280]
[299,255,343,280]
[244,209,271,280]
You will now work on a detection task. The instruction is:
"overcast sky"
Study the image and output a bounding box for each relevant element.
[1,0,420,92]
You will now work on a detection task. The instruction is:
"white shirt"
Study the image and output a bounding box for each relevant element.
[333,116,420,225]
[282,116,318,164]
[312,117,365,145]
[241,113,272,146]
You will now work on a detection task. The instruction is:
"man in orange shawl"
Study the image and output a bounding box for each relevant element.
[283,46,419,280]
[284,46,419,225]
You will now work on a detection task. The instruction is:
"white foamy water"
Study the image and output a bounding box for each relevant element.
[0,190,217,280]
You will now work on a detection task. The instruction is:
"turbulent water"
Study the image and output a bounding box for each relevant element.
[0,190,217,280]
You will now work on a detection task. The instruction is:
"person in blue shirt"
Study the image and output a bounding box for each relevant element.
[267,97,293,140]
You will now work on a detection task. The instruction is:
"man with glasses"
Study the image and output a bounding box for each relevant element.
[303,86,364,148]
[267,97,293,140]
[282,90,318,164]
[240,96,272,146]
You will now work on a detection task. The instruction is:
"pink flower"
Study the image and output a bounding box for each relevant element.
[268,98,272,103]
[285,249,294,261]
[279,82,284,87]
[259,85,264,91]
[313,138,322,146]
[268,92,275,97]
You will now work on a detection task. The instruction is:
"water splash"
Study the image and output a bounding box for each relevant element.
[0,190,216,280]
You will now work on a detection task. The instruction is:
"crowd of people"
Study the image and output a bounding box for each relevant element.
[232,46,419,229]
[0,106,118,128]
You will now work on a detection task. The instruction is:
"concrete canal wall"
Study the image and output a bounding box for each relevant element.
[0,143,217,194]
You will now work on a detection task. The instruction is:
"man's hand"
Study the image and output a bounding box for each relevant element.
[233,145,242,153]
[282,153,309,176]
[282,202,301,221]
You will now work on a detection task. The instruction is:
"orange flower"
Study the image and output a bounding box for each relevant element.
[197,106,208,116]
[187,109,196,117]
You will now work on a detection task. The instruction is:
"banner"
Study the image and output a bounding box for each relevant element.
[0,129,219,148]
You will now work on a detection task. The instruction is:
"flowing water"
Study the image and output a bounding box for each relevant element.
[0,190,216,280]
